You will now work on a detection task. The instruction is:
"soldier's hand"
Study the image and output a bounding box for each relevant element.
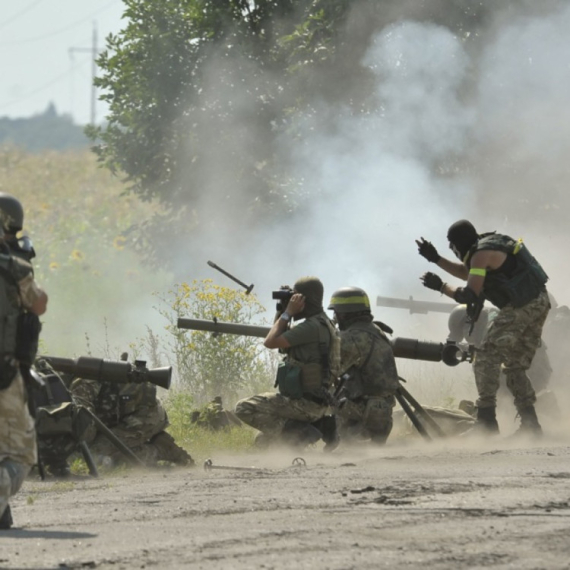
[416,237,441,263]
[421,272,445,292]
[286,293,305,316]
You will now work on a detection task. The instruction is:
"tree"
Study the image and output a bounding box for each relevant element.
[89,0,509,267]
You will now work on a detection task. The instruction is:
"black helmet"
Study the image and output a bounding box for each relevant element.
[328,286,371,314]
[0,193,24,233]
[447,219,478,261]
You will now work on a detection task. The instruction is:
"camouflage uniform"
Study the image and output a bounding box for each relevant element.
[448,304,552,395]
[0,257,45,524]
[192,397,242,431]
[336,318,400,444]
[235,311,339,444]
[70,378,191,466]
[473,290,550,410]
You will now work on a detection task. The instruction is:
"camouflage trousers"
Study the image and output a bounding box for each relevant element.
[473,290,550,411]
[336,395,395,444]
[234,392,327,438]
[89,402,182,465]
[0,373,36,516]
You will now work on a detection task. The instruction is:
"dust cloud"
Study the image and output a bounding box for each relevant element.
[41,2,570,410]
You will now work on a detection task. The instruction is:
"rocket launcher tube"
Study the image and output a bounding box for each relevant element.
[176,318,472,367]
[41,356,172,390]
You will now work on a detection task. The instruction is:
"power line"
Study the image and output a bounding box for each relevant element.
[0,0,120,46]
[0,0,46,32]
[0,56,91,113]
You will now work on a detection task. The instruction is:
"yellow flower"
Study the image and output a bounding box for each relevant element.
[49,262,59,271]
[70,249,85,261]
[113,236,127,250]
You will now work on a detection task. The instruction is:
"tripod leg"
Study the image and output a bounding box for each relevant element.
[398,383,446,438]
[79,441,99,477]
[395,389,431,441]
[83,409,146,467]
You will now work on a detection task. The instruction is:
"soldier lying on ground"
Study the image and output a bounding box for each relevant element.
[69,354,193,468]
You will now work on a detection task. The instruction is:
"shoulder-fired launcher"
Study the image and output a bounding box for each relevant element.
[176,318,471,366]
[41,356,172,390]
[376,295,455,315]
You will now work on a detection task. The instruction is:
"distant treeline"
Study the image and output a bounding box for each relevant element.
[0,103,89,152]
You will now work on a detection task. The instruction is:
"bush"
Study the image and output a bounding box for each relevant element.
[133,279,277,405]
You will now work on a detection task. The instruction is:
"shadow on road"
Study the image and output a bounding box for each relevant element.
[0,529,96,539]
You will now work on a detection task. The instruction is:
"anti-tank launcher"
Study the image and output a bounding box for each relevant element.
[176,317,473,366]
[41,356,172,390]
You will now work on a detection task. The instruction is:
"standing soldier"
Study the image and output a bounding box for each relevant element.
[328,287,400,445]
[417,219,549,436]
[0,194,48,529]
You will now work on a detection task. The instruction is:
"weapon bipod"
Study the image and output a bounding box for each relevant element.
[395,380,446,441]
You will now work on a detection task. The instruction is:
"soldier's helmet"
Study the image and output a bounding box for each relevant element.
[0,193,24,234]
[328,287,371,314]
[447,305,468,342]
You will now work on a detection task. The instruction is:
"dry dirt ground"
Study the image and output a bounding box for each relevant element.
[1,435,570,570]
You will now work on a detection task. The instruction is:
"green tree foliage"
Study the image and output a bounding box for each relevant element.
[89,0,507,266]
[90,0,299,204]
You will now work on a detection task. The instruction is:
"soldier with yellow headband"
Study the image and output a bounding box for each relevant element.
[328,287,400,445]
[416,220,550,436]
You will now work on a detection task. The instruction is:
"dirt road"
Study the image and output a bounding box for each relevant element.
[2,437,570,570]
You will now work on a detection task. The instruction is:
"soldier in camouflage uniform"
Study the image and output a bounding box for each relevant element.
[235,277,340,449]
[69,354,192,467]
[191,396,242,431]
[417,220,550,435]
[448,305,553,395]
[328,287,400,445]
[0,193,48,529]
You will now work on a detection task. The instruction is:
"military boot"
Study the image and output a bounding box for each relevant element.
[462,406,499,436]
[151,432,195,466]
[311,415,340,452]
[280,420,322,449]
[475,406,500,434]
[0,505,13,530]
[513,405,543,438]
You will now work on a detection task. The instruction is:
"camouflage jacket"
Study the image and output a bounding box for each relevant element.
[70,377,158,428]
[339,319,400,400]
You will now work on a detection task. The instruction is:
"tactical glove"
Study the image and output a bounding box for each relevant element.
[416,237,441,263]
[421,272,445,292]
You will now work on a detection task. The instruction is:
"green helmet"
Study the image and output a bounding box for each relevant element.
[0,193,24,233]
[328,287,371,314]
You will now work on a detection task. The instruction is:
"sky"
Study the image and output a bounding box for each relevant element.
[0,0,125,125]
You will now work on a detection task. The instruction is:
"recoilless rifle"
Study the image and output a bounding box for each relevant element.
[176,317,474,440]
[33,356,173,477]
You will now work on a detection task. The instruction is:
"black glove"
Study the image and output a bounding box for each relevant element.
[421,272,444,292]
[416,237,441,263]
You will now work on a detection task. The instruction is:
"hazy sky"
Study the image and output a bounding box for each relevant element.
[0,0,125,125]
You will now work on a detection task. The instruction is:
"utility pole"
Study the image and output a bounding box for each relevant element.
[69,21,98,124]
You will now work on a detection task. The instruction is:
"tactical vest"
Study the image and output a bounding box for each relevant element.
[283,313,340,397]
[343,322,400,399]
[0,254,23,390]
[467,234,548,309]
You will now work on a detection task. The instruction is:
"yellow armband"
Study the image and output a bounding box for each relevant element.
[469,267,487,277]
